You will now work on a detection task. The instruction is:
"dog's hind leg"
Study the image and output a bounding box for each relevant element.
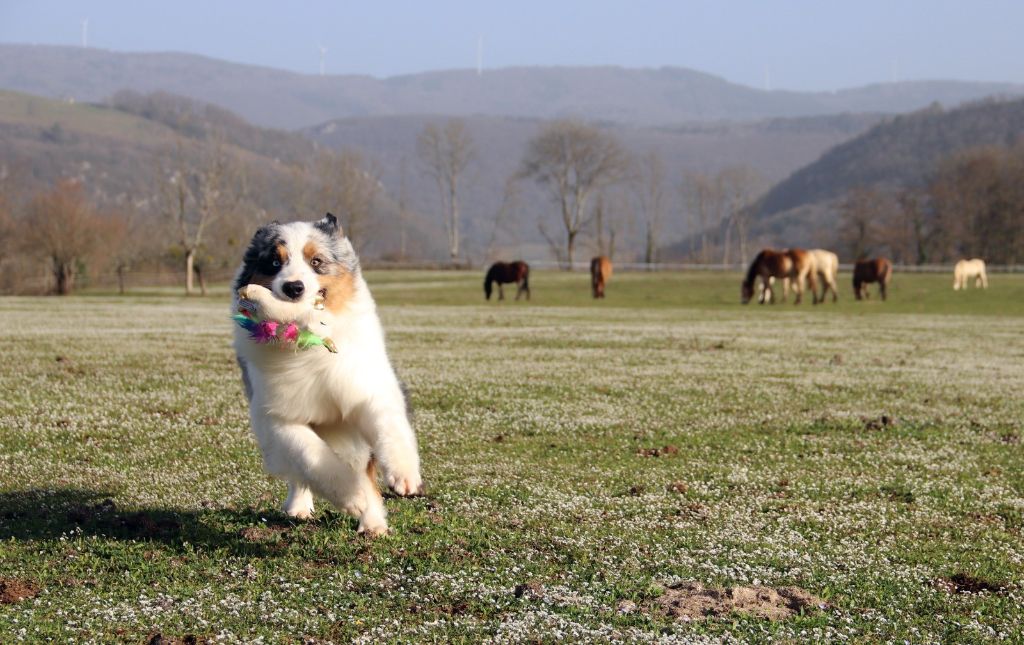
[283,481,314,520]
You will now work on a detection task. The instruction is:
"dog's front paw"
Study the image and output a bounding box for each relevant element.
[237,283,272,303]
[386,471,425,497]
[357,505,389,537]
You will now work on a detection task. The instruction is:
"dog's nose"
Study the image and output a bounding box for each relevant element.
[282,280,305,300]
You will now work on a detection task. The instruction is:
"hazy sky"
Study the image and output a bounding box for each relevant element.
[2,1,1023,91]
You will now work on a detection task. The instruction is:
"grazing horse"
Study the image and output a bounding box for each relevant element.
[741,248,815,305]
[953,258,988,290]
[853,258,892,301]
[590,256,613,298]
[484,261,530,301]
[808,249,840,303]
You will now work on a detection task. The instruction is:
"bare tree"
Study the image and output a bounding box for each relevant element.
[158,138,233,295]
[21,179,102,295]
[680,171,724,264]
[839,186,890,260]
[633,151,666,265]
[417,119,474,261]
[397,156,410,261]
[314,150,382,253]
[519,120,629,268]
[486,176,521,260]
[719,165,762,264]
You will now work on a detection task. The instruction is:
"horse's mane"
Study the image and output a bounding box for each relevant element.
[743,251,765,287]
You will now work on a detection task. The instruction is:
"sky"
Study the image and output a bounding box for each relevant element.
[2,1,1023,91]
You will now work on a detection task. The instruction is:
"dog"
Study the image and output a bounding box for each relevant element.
[232,213,422,535]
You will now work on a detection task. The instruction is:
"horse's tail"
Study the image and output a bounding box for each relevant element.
[483,268,493,300]
[520,264,530,292]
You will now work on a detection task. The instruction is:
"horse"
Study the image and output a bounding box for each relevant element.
[741,248,815,305]
[853,258,892,301]
[484,261,530,301]
[953,258,988,290]
[590,256,612,298]
[808,249,840,303]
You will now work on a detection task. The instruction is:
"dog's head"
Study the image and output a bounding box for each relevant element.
[235,213,360,313]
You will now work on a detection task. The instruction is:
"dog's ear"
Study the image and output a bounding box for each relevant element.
[251,220,279,241]
[315,212,344,237]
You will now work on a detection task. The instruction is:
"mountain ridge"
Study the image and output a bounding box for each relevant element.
[2,44,1022,129]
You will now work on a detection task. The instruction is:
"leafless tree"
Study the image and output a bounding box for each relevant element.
[418,119,474,261]
[486,176,521,260]
[719,165,761,264]
[315,150,382,253]
[839,186,890,260]
[158,138,234,295]
[680,171,724,264]
[21,179,103,295]
[633,151,666,265]
[519,120,629,268]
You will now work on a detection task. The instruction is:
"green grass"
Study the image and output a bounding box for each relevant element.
[1,271,1022,642]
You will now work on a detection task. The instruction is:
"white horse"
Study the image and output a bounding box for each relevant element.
[953,258,988,290]
[808,249,839,303]
[780,249,839,303]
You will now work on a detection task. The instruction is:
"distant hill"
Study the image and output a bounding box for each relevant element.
[2,44,1022,129]
[0,85,882,263]
[0,90,442,263]
[746,96,1024,248]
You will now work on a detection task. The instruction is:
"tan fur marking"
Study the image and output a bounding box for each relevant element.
[366,457,382,500]
[275,243,289,264]
[318,271,357,314]
[302,241,318,264]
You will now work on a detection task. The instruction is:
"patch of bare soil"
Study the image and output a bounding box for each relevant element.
[651,581,825,621]
[933,573,1005,594]
[146,633,204,645]
[239,525,287,542]
[862,415,897,431]
[636,445,679,458]
[0,577,40,604]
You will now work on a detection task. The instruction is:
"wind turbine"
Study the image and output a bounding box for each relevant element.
[81,18,89,48]
[317,43,327,76]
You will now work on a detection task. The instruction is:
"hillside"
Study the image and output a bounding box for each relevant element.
[303,112,882,259]
[744,96,1024,248]
[1,44,1021,129]
[0,90,441,262]
[0,85,882,264]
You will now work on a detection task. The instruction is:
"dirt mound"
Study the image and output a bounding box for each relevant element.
[651,581,825,621]
[0,577,40,604]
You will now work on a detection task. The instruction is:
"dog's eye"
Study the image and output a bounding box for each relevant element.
[272,259,282,268]
[310,257,322,269]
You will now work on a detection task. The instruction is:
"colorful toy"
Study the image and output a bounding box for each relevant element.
[233,291,337,353]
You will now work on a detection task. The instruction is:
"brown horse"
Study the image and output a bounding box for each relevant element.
[590,256,612,298]
[853,258,892,301]
[741,249,815,305]
[484,261,530,301]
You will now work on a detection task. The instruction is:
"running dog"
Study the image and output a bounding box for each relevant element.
[232,213,422,535]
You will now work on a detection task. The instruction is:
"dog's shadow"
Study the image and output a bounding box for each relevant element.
[0,488,314,556]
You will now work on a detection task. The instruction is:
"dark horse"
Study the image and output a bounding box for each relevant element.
[484,261,530,301]
[853,258,893,301]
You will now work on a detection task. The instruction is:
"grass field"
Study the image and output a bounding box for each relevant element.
[1,270,1022,642]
